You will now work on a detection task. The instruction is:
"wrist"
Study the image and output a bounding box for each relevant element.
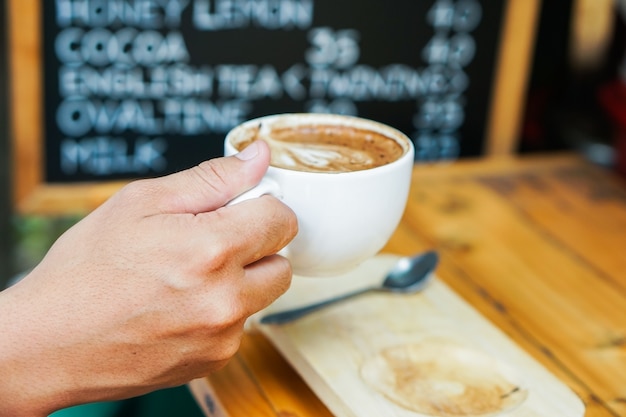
[0,279,71,416]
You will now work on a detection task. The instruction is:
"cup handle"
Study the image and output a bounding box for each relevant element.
[226,177,283,206]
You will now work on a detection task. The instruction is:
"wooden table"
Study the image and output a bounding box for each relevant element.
[192,153,626,417]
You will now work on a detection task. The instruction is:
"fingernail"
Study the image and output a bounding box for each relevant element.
[235,141,259,161]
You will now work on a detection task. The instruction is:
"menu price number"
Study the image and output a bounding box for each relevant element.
[303,27,359,115]
[412,0,482,162]
[306,27,360,69]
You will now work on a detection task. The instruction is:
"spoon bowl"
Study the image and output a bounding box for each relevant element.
[260,251,439,325]
[383,251,439,292]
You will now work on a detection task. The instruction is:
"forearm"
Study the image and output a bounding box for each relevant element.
[0,279,72,417]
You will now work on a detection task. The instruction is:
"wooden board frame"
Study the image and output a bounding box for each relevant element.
[9,0,541,215]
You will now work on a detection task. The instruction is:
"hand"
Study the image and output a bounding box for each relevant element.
[0,141,297,417]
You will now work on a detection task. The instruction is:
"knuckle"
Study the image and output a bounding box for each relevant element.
[273,256,294,294]
[264,197,299,248]
[100,179,157,215]
[218,337,243,361]
[285,205,299,238]
[201,287,248,329]
[209,358,232,373]
[198,238,242,275]
[115,179,153,202]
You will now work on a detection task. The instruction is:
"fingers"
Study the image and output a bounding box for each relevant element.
[191,194,297,268]
[128,140,272,215]
[173,195,296,321]
[240,254,293,315]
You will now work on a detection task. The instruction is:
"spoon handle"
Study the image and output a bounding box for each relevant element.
[260,287,372,325]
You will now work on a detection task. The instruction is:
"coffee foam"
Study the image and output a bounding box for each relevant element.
[233,120,405,173]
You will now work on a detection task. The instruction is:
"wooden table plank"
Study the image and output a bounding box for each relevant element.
[475,165,626,290]
[189,353,274,417]
[238,332,334,417]
[404,156,626,416]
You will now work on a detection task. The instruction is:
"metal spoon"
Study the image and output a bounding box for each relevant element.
[260,251,439,325]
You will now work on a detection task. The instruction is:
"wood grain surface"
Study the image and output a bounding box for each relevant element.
[191,153,626,417]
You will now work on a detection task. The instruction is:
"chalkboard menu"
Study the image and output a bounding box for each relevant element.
[42,0,505,183]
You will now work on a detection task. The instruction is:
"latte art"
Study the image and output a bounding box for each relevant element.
[233,123,406,173]
[271,141,376,172]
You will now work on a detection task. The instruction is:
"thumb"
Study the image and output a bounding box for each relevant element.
[145,140,271,214]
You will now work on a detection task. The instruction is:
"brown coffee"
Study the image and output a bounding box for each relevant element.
[231,123,406,173]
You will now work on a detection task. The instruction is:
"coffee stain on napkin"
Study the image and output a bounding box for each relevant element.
[360,338,528,416]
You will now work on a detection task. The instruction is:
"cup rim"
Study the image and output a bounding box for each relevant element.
[225,113,415,176]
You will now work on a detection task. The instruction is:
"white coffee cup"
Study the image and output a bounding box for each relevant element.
[224,113,414,277]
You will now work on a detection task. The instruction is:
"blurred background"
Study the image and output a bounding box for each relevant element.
[2,0,626,416]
